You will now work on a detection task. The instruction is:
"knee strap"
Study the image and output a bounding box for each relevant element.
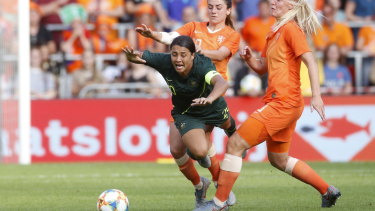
[225,117,236,137]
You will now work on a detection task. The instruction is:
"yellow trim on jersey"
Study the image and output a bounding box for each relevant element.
[205,71,220,85]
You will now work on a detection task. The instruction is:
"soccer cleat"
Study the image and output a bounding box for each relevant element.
[193,200,229,211]
[195,177,211,208]
[226,191,236,206]
[321,185,341,207]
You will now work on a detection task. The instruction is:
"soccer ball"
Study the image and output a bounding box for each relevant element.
[240,73,262,96]
[97,189,129,211]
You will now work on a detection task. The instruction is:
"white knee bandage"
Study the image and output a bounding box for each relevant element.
[285,156,299,175]
[174,153,189,166]
[207,144,216,157]
[221,153,242,173]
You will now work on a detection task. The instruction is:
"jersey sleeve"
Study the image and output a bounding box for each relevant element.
[284,24,311,57]
[142,50,170,74]
[198,55,218,85]
[176,22,195,36]
[222,31,240,56]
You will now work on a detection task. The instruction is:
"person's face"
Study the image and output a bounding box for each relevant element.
[207,0,230,25]
[182,6,196,23]
[30,10,40,25]
[270,0,293,19]
[326,44,340,62]
[30,48,42,68]
[170,45,194,75]
[258,1,271,19]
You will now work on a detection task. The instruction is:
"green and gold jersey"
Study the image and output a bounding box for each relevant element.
[142,50,227,117]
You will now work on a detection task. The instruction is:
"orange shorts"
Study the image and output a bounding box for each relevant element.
[237,101,304,153]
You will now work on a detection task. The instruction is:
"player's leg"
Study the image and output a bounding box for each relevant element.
[267,134,341,207]
[170,122,210,208]
[194,117,269,211]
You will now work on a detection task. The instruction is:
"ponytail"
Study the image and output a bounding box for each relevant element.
[224,0,234,29]
[272,0,321,36]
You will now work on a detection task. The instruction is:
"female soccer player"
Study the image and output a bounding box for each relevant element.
[135,0,240,208]
[123,35,236,209]
[195,0,342,210]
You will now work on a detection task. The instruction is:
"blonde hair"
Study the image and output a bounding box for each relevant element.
[272,0,321,36]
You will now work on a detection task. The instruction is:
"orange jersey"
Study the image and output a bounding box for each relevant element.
[176,22,240,80]
[358,26,375,46]
[261,21,311,107]
[241,16,276,52]
[313,22,354,50]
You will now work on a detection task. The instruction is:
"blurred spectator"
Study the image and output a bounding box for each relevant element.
[322,43,353,95]
[313,2,354,55]
[32,0,77,48]
[356,24,375,86]
[240,0,275,53]
[39,42,61,75]
[345,0,375,22]
[102,52,130,83]
[125,0,170,27]
[77,0,124,24]
[234,0,259,22]
[71,50,106,97]
[30,45,57,99]
[30,1,56,54]
[126,63,167,97]
[161,0,197,27]
[327,0,346,22]
[61,18,92,72]
[127,4,166,52]
[171,6,198,31]
[91,16,129,54]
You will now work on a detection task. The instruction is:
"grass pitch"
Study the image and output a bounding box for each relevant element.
[0,162,374,211]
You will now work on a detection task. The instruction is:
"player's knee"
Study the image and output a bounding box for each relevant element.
[227,133,246,154]
[268,155,288,171]
[170,147,185,159]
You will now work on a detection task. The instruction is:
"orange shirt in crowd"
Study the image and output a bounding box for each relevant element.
[358,26,375,46]
[241,16,276,52]
[313,22,354,50]
[176,22,240,80]
[62,29,91,72]
[262,21,311,107]
[78,0,123,24]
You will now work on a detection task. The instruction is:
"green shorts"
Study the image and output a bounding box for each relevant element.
[173,106,231,136]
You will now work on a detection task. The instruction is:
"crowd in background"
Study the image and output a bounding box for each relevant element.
[6,0,375,99]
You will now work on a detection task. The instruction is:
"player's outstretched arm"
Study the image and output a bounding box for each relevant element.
[135,24,179,45]
[240,46,267,75]
[122,47,146,64]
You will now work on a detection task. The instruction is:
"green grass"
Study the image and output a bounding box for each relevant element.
[0,162,374,211]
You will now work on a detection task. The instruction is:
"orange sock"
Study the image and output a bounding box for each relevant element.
[215,170,240,202]
[291,160,329,194]
[208,155,220,182]
[179,158,201,185]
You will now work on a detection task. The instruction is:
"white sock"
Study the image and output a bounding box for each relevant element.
[213,196,226,207]
[194,181,203,190]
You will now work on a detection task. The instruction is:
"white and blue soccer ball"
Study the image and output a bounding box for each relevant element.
[97,189,129,211]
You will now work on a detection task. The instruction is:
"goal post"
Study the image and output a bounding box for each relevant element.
[0,0,30,164]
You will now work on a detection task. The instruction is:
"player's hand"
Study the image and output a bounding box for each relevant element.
[191,97,213,106]
[240,46,255,61]
[135,24,154,38]
[310,95,326,121]
[122,46,146,64]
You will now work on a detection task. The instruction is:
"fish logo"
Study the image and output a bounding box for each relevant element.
[296,105,375,162]
[320,116,371,140]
